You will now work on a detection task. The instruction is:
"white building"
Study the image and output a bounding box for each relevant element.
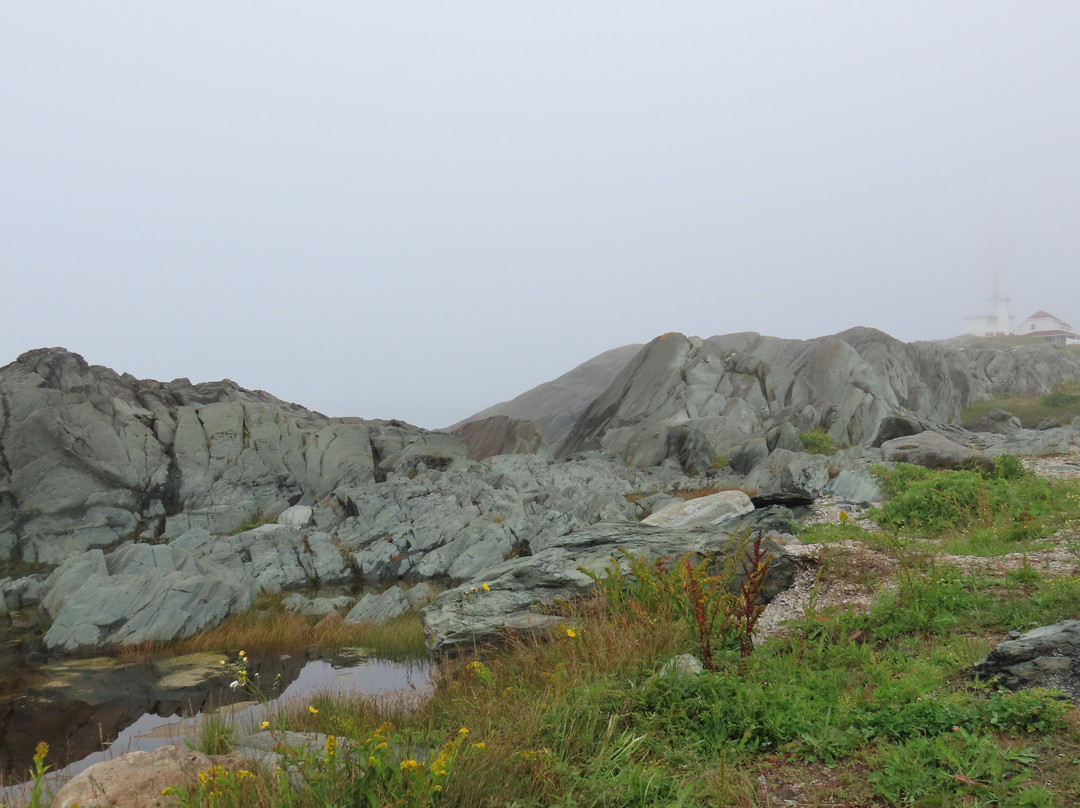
[1017,311,1080,346]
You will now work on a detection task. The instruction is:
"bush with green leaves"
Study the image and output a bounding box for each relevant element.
[868,456,1067,541]
[800,427,836,455]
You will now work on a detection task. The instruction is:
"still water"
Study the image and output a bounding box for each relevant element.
[0,649,431,799]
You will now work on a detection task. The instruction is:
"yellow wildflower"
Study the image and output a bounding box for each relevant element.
[458,727,469,736]
[400,759,422,771]
[481,583,490,591]
[260,721,270,730]
[566,628,577,638]
[309,705,318,715]
[473,742,486,750]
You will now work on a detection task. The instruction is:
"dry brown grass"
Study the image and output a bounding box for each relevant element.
[671,485,756,500]
[174,610,428,658]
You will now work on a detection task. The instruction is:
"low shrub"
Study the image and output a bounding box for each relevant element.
[800,427,836,455]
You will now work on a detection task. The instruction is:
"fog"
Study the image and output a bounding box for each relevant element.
[3,3,1078,427]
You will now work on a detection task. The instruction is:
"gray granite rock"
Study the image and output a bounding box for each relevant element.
[973,619,1080,698]
[345,586,410,624]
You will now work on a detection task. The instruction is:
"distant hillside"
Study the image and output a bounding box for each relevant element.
[447,343,642,447]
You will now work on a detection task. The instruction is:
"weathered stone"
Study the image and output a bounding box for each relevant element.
[972,408,1023,435]
[345,586,410,624]
[277,505,313,528]
[973,619,1080,698]
[52,744,217,808]
[642,490,754,528]
[40,544,256,653]
[881,431,992,470]
[657,654,705,677]
[421,521,795,654]
[557,328,1080,471]
[452,415,549,461]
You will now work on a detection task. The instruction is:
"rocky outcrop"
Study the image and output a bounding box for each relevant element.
[421,522,796,654]
[0,348,417,568]
[451,415,549,461]
[557,328,1080,472]
[6,332,1079,655]
[40,542,257,653]
[449,343,642,446]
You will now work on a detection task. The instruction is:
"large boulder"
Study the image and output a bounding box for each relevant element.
[421,521,796,655]
[881,431,992,470]
[52,745,221,808]
[641,490,754,528]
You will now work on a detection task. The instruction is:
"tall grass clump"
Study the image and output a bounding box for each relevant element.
[175,610,428,659]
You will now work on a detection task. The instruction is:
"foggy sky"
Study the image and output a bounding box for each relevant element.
[4,3,1079,428]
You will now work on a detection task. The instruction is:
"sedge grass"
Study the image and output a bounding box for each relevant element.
[174,610,428,659]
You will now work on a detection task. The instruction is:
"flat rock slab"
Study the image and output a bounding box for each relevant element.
[421,521,795,655]
[642,490,753,528]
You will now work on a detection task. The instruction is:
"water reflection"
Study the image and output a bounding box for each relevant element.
[0,650,431,791]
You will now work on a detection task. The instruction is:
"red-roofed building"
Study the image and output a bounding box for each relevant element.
[1018,311,1080,346]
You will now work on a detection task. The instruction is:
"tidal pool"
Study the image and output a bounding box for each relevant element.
[0,649,432,798]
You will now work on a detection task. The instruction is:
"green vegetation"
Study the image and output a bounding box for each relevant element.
[19,463,1080,806]
[867,457,1080,554]
[800,426,837,455]
[962,381,1080,428]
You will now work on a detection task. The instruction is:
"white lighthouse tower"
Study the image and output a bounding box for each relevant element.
[962,275,1014,336]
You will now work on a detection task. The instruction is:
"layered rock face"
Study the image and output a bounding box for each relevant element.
[558,328,1080,471]
[0,349,691,651]
[5,330,1080,655]
[0,348,386,566]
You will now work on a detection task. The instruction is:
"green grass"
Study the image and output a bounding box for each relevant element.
[800,427,837,455]
[962,381,1080,428]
